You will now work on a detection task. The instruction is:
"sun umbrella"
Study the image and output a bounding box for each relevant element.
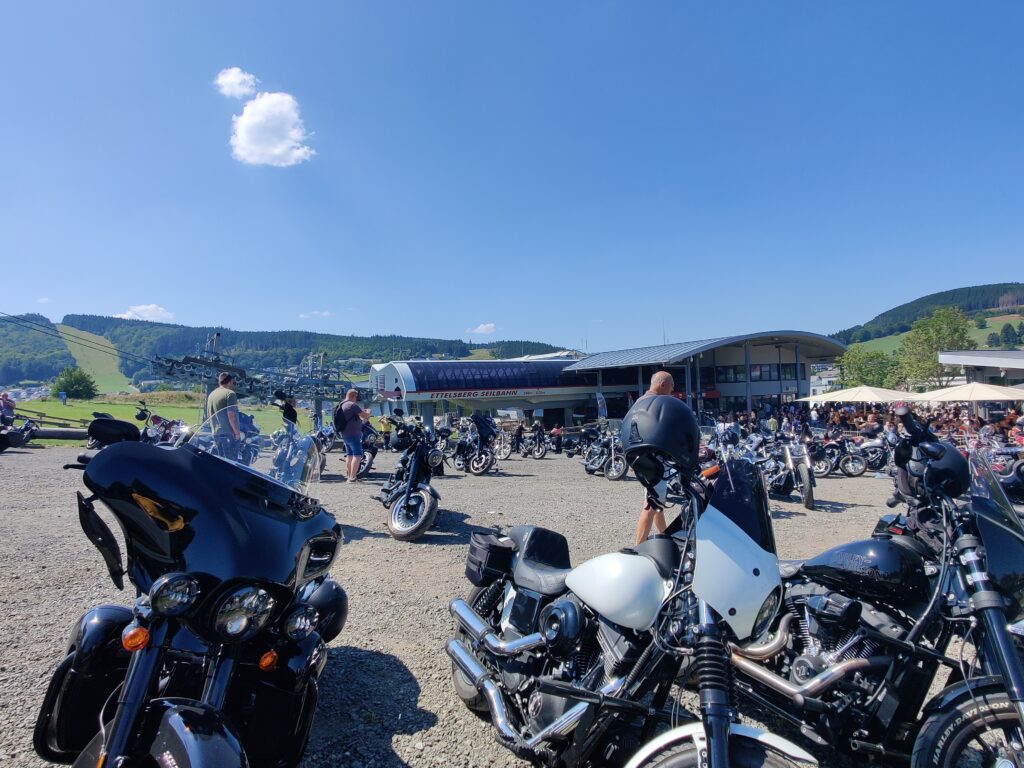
[797,385,917,403]
[910,381,1024,403]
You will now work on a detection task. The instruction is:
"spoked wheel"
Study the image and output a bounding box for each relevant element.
[386,490,438,541]
[532,443,547,459]
[840,454,867,477]
[634,735,800,767]
[797,464,815,510]
[911,691,1024,768]
[496,440,512,461]
[605,455,627,481]
[812,458,832,478]
[468,452,491,475]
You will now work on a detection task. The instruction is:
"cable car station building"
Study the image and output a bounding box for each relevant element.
[372,331,845,427]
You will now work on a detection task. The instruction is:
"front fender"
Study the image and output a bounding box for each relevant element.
[417,482,440,501]
[623,722,817,768]
[73,698,248,768]
[922,675,1006,716]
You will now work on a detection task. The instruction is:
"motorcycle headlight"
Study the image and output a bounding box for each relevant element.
[427,448,444,467]
[283,604,319,640]
[150,573,200,617]
[213,585,277,642]
[752,586,782,641]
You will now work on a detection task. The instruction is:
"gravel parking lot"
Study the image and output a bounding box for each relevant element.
[0,445,902,767]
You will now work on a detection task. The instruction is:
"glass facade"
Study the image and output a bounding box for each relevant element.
[406,360,584,392]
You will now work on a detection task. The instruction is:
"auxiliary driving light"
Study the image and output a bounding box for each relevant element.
[149,573,200,617]
[284,604,319,641]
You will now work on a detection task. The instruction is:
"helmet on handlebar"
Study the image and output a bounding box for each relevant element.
[620,394,700,490]
[906,442,970,499]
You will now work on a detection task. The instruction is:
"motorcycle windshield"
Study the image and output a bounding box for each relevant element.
[188,414,320,498]
[969,452,1024,620]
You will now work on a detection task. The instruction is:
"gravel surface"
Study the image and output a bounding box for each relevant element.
[0,445,907,767]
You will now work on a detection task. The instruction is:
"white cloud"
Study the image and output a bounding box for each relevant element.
[231,92,314,167]
[37,297,50,303]
[466,323,496,334]
[114,304,174,322]
[215,67,259,99]
[299,310,332,319]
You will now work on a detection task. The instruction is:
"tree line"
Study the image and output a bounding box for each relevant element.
[832,283,1024,344]
[0,314,76,384]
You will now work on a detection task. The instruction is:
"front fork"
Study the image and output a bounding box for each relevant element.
[695,600,732,768]
[957,534,1024,730]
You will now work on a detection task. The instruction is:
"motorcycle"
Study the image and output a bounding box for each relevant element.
[134,400,187,445]
[494,430,514,461]
[452,415,499,475]
[334,421,380,479]
[858,430,899,472]
[520,432,549,460]
[373,417,444,541]
[730,406,1024,766]
[580,430,628,481]
[811,435,867,479]
[0,417,37,452]
[565,425,601,458]
[745,433,815,510]
[978,441,1024,505]
[34,414,348,768]
[446,455,814,767]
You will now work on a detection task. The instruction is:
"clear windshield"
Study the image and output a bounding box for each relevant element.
[969,450,1020,522]
[184,412,321,497]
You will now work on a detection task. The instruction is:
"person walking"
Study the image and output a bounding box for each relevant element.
[379,414,392,451]
[334,389,370,483]
[635,370,674,545]
[206,372,241,457]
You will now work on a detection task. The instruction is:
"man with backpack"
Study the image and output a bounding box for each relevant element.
[334,389,370,483]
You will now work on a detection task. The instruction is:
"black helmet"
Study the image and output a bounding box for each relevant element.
[620,395,700,489]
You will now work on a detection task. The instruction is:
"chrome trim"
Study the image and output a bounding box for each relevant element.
[446,639,522,746]
[733,613,793,660]
[450,598,546,656]
[731,653,890,707]
[525,677,624,748]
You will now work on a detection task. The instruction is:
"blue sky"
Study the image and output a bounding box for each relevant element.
[1,2,1021,352]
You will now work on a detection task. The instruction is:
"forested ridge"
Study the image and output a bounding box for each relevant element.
[0,314,76,383]
[832,283,1024,344]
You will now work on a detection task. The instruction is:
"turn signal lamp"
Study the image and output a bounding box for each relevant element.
[258,650,278,671]
[122,624,150,652]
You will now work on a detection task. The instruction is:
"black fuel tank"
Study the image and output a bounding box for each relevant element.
[801,538,929,607]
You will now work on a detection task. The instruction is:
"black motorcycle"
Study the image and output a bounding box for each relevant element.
[374,416,444,541]
[520,431,549,460]
[732,407,1024,766]
[744,432,815,510]
[565,425,601,458]
[811,434,867,478]
[0,416,37,452]
[34,414,348,768]
[451,414,499,475]
[580,429,628,480]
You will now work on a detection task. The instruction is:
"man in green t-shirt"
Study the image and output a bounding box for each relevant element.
[207,372,241,457]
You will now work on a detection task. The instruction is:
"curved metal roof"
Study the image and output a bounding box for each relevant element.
[563,331,846,371]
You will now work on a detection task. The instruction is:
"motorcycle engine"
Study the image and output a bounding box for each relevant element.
[782,583,902,686]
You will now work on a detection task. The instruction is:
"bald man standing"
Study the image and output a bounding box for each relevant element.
[634,370,674,544]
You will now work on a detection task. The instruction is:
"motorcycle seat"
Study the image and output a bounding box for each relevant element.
[508,525,573,596]
[777,560,804,579]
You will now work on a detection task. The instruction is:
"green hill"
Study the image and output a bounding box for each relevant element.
[856,311,1024,354]
[59,315,565,383]
[55,324,133,393]
[0,313,76,385]
[833,283,1024,344]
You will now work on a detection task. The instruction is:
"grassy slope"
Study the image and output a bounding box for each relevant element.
[856,313,1024,354]
[55,324,133,393]
[461,348,495,360]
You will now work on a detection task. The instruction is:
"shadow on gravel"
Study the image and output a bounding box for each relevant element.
[307,646,437,767]
[770,507,807,520]
[341,523,391,542]
[812,500,866,514]
[417,510,489,546]
[492,471,536,478]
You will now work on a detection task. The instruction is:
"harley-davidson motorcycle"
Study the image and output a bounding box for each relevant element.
[732,406,1024,767]
[446,452,815,767]
[34,414,348,768]
[373,416,445,541]
[810,434,867,479]
[451,414,500,475]
[580,429,628,481]
[743,433,815,510]
[0,416,37,452]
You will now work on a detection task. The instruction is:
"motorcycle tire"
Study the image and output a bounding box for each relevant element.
[469,453,491,476]
[584,465,597,475]
[863,447,885,471]
[812,458,832,478]
[86,437,100,450]
[839,454,867,477]
[356,452,375,479]
[605,455,627,481]
[798,463,815,510]
[322,434,335,453]
[532,443,547,460]
[911,690,1021,768]
[452,582,503,717]
[497,442,512,461]
[453,455,466,472]
[632,736,799,767]
[387,490,438,541]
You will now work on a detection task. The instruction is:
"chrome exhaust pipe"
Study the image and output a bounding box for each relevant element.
[446,639,524,747]
[733,613,794,660]
[449,598,546,656]
[731,652,890,707]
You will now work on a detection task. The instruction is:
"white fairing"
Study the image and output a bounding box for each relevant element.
[691,504,781,641]
[565,552,668,631]
[623,722,817,768]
